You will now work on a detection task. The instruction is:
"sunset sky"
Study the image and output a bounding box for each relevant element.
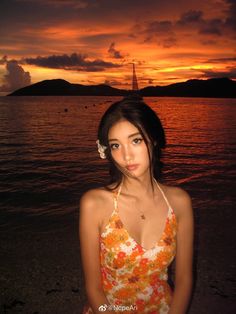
[0,0,236,92]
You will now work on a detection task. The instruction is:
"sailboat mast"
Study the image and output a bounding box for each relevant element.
[132,63,139,91]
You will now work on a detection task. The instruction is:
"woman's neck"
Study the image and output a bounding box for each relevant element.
[121,175,156,198]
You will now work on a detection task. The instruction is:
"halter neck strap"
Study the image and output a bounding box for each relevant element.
[113,181,122,211]
[154,179,171,209]
[113,179,171,211]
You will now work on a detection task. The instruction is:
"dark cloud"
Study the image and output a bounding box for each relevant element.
[199,19,222,36]
[177,1,236,37]
[177,10,223,36]
[144,20,173,34]
[133,3,233,47]
[201,67,236,79]
[206,57,236,63]
[0,60,31,92]
[108,43,124,59]
[133,7,229,48]
[162,37,177,48]
[137,20,177,48]
[25,53,86,68]
[24,53,122,72]
[178,10,203,25]
[225,0,236,31]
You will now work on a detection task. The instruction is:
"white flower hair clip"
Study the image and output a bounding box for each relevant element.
[96,139,107,159]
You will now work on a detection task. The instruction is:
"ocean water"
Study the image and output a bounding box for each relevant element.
[0,96,235,232]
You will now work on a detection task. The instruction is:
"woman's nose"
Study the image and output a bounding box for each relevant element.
[123,145,133,161]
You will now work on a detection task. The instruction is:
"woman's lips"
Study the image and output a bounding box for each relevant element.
[126,164,139,171]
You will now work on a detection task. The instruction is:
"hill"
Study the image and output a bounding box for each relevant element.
[8,77,236,98]
[8,79,127,96]
[141,77,236,98]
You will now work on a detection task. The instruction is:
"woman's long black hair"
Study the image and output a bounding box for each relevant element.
[97,97,166,190]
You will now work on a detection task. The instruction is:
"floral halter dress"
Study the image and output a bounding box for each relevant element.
[83,181,177,314]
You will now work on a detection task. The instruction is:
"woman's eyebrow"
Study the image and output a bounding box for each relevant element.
[108,132,141,142]
[128,132,141,138]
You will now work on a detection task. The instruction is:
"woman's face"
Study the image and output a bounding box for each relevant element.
[108,119,151,179]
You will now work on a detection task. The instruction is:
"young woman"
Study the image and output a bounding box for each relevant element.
[79,98,194,314]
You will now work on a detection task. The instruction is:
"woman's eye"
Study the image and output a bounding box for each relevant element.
[133,138,143,144]
[110,143,119,150]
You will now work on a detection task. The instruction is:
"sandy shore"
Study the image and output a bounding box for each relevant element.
[0,222,85,314]
[0,209,235,314]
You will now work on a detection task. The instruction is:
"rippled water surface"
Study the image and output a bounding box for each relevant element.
[0,96,235,231]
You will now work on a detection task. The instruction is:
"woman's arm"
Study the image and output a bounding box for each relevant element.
[168,188,194,314]
[79,190,113,314]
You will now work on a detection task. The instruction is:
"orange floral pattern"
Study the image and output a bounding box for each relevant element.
[83,202,177,314]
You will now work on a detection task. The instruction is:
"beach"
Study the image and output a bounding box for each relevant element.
[0,204,235,314]
[0,221,85,314]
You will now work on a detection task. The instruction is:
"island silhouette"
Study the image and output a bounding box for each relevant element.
[8,77,236,98]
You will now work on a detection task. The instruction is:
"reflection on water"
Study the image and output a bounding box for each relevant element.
[0,96,235,231]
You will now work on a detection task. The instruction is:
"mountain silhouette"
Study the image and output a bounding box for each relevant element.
[8,79,127,96]
[141,77,236,98]
[8,77,236,98]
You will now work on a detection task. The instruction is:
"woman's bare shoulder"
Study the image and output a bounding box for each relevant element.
[159,182,192,216]
[161,183,191,199]
[80,185,115,214]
